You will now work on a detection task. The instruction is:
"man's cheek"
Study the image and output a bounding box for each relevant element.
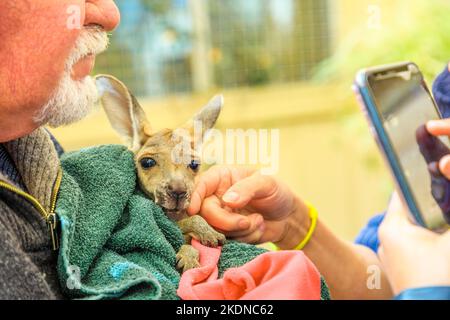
[7,1,85,110]
[34,1,85,71]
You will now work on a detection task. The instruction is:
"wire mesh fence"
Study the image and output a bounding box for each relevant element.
[94,0,333,97]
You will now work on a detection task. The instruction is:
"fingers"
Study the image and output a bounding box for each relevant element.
[378,193,408,254]
[221,172,277,209]
[380,193,442,250]
[424,120,450,179]
[188,166,225,215]
[379,192,429,242]
[199,195,251,231]
[379,193,409,241]
[232,225,266,244]
[426,119,450,136]
[226,219,287,245]
[439,155,450,180]
[188,166,255,215]
[382,192,410,226]
[223,214,264,238]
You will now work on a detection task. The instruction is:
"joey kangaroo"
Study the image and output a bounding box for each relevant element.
[95,75,225,273]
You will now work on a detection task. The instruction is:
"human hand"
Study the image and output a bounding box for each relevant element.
[378,192,450,295]
[187,166,310,248]
[427,118,450,180]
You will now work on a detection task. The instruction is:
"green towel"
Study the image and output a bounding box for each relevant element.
[56,144,330,300]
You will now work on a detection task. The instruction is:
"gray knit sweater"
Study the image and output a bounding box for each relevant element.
[0,128,64,299]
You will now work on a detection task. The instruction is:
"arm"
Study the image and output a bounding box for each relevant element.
[188,166,393,299]
[394,287,450,300]
[274,196,392,299]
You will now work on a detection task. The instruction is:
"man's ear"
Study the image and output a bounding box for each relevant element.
[182,94,224,144]
[95,74,151,152]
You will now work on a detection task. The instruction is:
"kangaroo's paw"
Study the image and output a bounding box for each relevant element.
[179,215,226,248]
[176,244,200,273]
[192,226,226,248]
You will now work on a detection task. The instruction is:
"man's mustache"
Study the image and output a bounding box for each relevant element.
[67,26,109,70]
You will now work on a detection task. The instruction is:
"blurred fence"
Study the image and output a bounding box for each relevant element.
[55,0,408,240]
[54,0,450,240]
[94,0,333,97]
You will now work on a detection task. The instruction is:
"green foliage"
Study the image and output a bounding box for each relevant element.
[140,0,171,15]
[314,0,450,83]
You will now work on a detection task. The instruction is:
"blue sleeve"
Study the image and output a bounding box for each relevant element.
[432,63,450,118]
[354,213,385,253]
[395,287,450,300]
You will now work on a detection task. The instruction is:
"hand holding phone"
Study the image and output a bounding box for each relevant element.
[354,62,449,231]
[378,192,450,295]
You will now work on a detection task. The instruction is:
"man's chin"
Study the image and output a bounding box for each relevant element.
[45,106,94,128]
[35,75,98,128]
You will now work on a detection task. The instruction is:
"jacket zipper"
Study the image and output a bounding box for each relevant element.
[0,168,62,250]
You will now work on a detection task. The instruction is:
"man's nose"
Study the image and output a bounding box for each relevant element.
[85,0,121,32]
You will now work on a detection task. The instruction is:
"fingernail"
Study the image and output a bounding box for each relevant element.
[427,120,439,129]
[258,223,265,233]
[238,219,250,229]
[440,155,450,171]
[223,191,239,203]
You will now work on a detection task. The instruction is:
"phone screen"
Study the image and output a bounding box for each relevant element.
[368,67,450,229]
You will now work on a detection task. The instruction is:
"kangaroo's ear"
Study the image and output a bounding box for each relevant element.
[95,75,151,152]
[181,94,224,144]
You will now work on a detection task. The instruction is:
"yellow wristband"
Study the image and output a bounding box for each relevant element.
[274,202,318,251]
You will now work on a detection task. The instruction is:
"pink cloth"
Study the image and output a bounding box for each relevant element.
[177,240,321,300]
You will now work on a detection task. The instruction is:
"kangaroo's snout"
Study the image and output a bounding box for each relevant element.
[154,177,192,216]
[168,179,187,196]
[167,179,189,204]
[169,190,187,201]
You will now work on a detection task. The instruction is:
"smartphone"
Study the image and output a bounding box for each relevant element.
[354,61,450,231]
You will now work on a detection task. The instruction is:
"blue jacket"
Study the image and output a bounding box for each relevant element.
[355,64,450,300]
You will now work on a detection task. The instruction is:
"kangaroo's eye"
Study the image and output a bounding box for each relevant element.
[188,160,200,172]
[140,157,157,169]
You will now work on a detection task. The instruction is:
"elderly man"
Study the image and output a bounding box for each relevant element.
[0,1,119,299]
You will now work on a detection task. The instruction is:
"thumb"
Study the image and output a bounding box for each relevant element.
[383,192,413,229]
[221,172,277,208]
[426,118,450,136]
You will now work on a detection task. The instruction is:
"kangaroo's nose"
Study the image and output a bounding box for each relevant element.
[168,181,187,200]
[169,190,187,200]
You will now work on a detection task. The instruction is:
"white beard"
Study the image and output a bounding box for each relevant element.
[34,27,109,127]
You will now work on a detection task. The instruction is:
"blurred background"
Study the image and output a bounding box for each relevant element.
[51,0,450,241]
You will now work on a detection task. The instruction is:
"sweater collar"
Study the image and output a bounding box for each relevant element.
[0,127,61,213]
